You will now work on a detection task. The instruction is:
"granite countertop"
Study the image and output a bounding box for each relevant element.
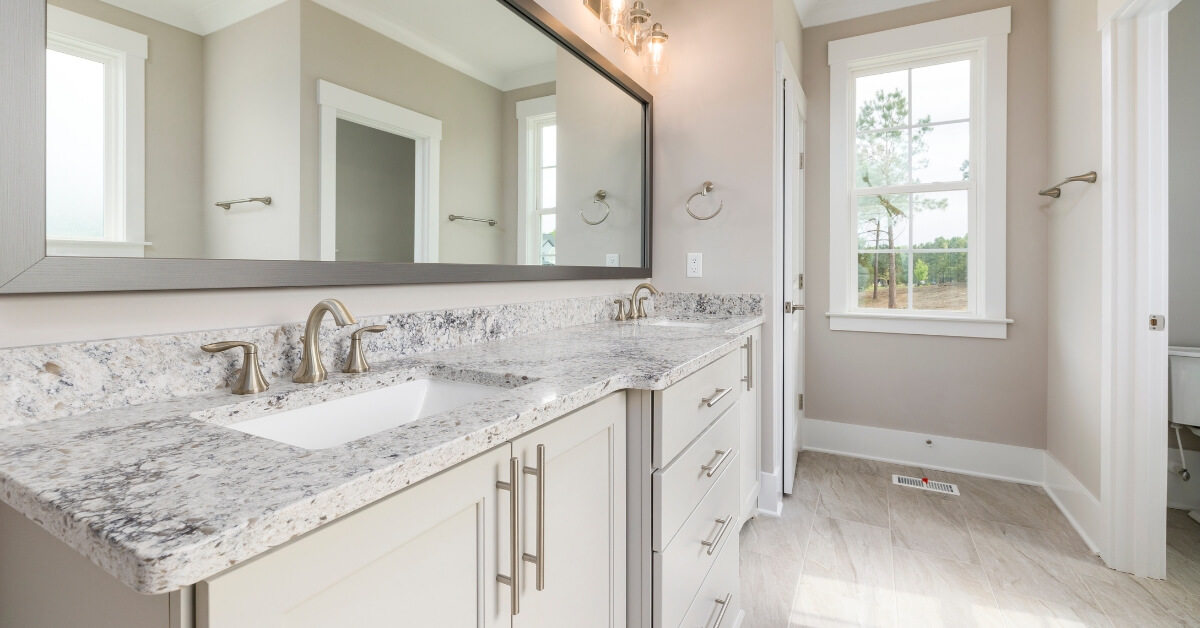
[0,313,762,595]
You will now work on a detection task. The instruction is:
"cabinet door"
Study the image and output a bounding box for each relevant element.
[740,327,762,520]
[511,392,627,628]
[198,445,512,628]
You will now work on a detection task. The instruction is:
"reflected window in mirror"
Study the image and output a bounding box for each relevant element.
[45,7,147,258]
[518,95,558,266]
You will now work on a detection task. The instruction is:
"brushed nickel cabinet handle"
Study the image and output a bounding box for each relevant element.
[522,444,545,591]
[700,514,734,555]
[713,593,734,626]
[495,456,520,615]
[702,387,731,408]
[700,449,733,478]
[741,337,753,390]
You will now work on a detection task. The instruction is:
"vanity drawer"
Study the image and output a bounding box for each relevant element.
[678,530,741,628]
[653,456,739,628]
[652,402,741,550]
[653,351,742,468]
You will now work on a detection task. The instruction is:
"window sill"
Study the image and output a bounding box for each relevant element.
[827,311,1012,339]
[47,238,150,258]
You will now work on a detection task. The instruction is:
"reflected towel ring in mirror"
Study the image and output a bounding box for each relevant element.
[685,181,722,220]
[581,190,611,225]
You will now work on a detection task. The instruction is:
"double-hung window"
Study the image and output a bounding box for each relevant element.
[827,8,1011,338]
[516,96,558,266]
[45,6,147,258]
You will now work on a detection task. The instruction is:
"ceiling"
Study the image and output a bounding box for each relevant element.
[96,0,558,91]
[793,0,942,27]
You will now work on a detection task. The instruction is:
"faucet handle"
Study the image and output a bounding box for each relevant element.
[614,299,628,322]
[344,325,387,374]
[637,296,649,319]
[202,341,270,395]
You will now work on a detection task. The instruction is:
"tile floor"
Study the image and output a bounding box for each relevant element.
[739,450,1200,627]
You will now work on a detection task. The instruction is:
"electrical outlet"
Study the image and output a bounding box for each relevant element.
[687,253,703,278]
[606,254,619,267]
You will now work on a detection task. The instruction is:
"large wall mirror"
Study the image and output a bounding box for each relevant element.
[0,0,651,292]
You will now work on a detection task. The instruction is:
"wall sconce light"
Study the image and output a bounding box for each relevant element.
[584,0,669,74]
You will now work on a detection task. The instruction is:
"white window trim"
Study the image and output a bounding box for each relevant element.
[826,7,1011,339]
[516,95,556,265]
[46,6,148,258]
[317,80,442,262]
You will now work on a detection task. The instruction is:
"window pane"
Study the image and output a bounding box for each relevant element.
[539,214,556,266]
[913,252,968,311]
[911,191,968,249]
[856,194,909,250]
[541,124,557,167]
[911,60,971,124]
[46,49,106,239]
[913,121,970,183]
[856,129,910,188]
[857,252,909,309]
[855,69,908,131]
[540,166,556,209]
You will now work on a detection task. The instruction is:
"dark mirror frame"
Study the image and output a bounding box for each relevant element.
[0,0,652,293]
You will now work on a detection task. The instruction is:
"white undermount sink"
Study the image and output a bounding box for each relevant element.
[228,379,507,450]
[647,319,712,329]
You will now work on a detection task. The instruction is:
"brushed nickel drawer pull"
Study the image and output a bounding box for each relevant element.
[702,387,731,408]
[713,593,733,626]
[522,444,545,591]
[495,456,520,615]
[700,449,732,478]
[700,514,734,555]
[741,338,753,390]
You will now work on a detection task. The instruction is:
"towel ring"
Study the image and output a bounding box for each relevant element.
[581,190,611,225]
[685,181,723,220]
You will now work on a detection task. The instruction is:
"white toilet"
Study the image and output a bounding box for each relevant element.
[1169,347,1200,524]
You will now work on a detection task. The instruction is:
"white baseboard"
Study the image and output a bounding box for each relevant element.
[1167,447,1200,510]
[757,467,783,517]
[1043,453,1105,555]
[801,418,1045,485]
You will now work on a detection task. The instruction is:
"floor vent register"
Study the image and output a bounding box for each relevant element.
[893,474,960,496]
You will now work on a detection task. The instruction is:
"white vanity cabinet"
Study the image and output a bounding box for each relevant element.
[198,391,627,628]
[740,325,762,520]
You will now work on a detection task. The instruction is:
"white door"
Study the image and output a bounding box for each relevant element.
[511,393,627,628]
[781,51,806,495]
[198,445,511,628]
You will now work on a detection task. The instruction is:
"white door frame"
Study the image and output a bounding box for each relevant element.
[317,80,442,262]
[1099,0,1176,578]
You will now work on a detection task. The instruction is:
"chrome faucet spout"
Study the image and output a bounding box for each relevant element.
[293,299,357,383]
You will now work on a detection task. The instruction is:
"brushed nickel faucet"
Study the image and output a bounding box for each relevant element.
[294,299,357,384]
[629,283,661,319]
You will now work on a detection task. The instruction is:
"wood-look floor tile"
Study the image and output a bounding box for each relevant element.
[742,497,817,557]
[1073,561,1189,628]
[993,592,1113,628]
[815,470,891,529]
[790,516,896,628]
[967,518,1098,608]
[889,489,979,565]
[892,547,1005,628]
[741,546,804,628]
[1166,509,1200,558]
[1165,543,1200,597]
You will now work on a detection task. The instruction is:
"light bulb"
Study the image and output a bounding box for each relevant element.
[601,0,626,37]
[642,23,668,74]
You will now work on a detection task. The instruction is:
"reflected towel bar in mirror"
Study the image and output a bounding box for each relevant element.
[448,215,497,226]
[1038,171,1097,198]
[580,190,610,225]
[216,197,272,210]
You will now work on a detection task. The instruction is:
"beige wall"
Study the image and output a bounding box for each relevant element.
[1169,0,1200,349]
[1046,0,1103,494]
[203,1,302,261]
[0,0,652,350]
[48,0,205,259]
[335,120,416,263]
[775,0,805,69]
[802,0,1051,449]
